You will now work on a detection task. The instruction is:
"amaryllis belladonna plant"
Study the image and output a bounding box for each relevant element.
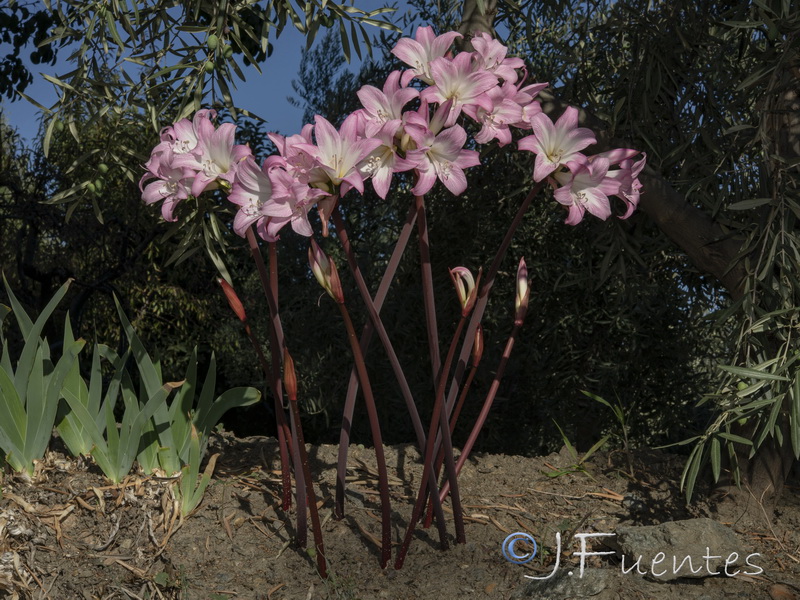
[140,25,645,574]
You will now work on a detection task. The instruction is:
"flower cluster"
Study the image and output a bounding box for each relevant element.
[141,27,645,236]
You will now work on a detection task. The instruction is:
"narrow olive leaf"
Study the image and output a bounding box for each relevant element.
[757,394,785,448]
[792,375,800,459]
[42,73,79,93]
[203,228,233,285]
[43,116,57,158]
[338,18,351,62]
[104,10,124,47]
[710,436,721,483]
[719,364,789,382]
[681,442,704,502]
[350,21,362,61]
[718,432,754,445]
[736,66,775,91]
[359,17,401,30]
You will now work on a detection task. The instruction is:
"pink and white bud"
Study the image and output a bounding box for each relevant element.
[449,266,480,316]
[515,257,529,324]
[309,239,344,303]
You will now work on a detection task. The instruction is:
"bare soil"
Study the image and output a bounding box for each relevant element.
[1,433,799,600]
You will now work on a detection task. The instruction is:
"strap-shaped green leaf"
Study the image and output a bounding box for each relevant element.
[8,278,72,399]
[0,364,26,454]
[23,339,85,473]
[119,382,182,478]
[197,387,261,441]
[2,276,33,337]
[114,295,162,397]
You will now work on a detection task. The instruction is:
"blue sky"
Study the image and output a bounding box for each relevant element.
[1,3,409,145]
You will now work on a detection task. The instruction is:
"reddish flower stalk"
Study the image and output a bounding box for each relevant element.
[330,207,447,543]
[283,349,328,579]
[245,227,293,510]
[338,302,393,568]
[415,194,442,382]
[424,324,483,528]
[439,258,528,503]
[395,314,468,569]
[438,321,522,503]
[309,241,393,568]
[449,324,484,433]
[438,182,544,446]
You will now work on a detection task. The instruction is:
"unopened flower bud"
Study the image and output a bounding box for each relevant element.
[309,239,344,303]
[449,267,478,316]
[515,257,529,325]
[218,278,247,322]
[283,348,298,401]
[471,324,484,367]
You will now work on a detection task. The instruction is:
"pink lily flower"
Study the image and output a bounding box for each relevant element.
[227,155,273,237]
[462,81,524,146]
[470,32,525,83]
[552,157,620,225]
[606,153,646,218]
[173,120,252,197]
[358,120,416,199]
[139,148,194,222]
[511,82,548,129]
[261,167,329,239]
[421,53,497,127]
[294,114,382,196]
[357,71,419,138]
[518,107,596,182]
[392,26,462,85]
[266,124,318,182]
[405,122,480,196]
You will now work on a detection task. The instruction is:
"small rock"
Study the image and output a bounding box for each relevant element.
[609,518,753,582]
[769,583,799,600]
[513,568,615,598]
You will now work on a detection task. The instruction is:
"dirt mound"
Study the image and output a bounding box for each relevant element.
[1,434,799,599]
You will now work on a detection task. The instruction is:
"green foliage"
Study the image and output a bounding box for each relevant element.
[545,420,608,481]
[59,295,260,507]
[0,277,84,476]
[59,347,178,484]
[500,0,799,496]
[0,3,57,99]
[34,0,399,141]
